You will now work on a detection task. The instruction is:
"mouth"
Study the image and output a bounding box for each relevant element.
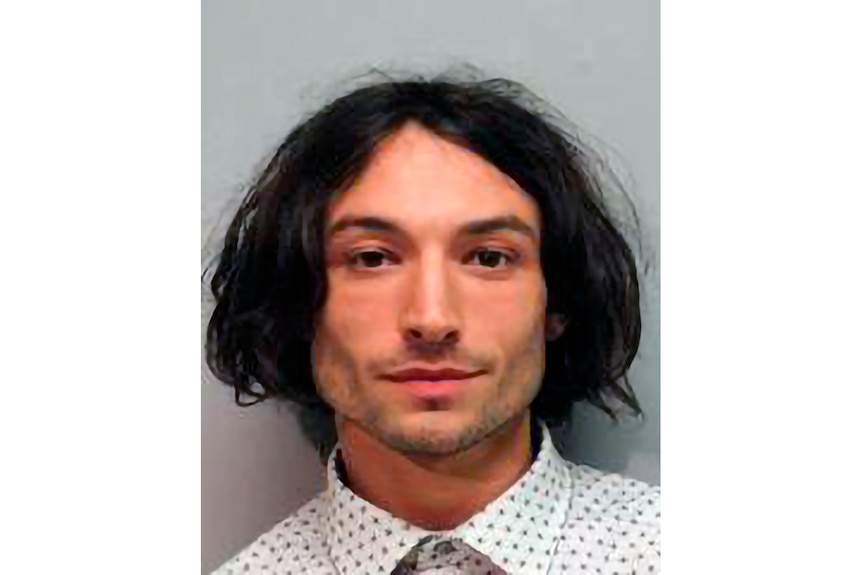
[382,367,486,383]
[381,367,487,401]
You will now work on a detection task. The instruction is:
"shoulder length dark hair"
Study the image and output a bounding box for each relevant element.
[205,72,643,459]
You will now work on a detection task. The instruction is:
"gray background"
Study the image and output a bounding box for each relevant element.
[202,0,659,572]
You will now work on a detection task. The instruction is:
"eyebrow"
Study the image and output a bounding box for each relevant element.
[326,215,538,243]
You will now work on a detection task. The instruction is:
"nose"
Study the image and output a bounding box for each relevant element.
[400,253,461,349]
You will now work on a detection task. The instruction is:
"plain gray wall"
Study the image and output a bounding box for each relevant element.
[202,0,659,572]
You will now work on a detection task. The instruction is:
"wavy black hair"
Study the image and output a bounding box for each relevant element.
[205,71,643,460]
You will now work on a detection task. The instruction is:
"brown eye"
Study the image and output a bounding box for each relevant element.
[468,249,513,268]
[349,249,393,268]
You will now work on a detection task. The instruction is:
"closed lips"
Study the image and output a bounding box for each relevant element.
[383,368,485,382]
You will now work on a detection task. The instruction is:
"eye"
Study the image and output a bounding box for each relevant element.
[347,249,396,269]
[466,248,516,269]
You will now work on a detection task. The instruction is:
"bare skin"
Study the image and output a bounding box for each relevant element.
[337,410,532,530]
[313,122,566,530]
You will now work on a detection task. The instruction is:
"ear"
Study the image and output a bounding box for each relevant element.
[545,312,568,341]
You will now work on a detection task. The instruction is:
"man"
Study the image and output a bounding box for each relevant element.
[206,74,660,574]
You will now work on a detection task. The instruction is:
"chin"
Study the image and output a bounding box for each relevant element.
[375,410,499,456]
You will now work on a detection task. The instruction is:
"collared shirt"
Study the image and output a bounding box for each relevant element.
[213,422,660,574]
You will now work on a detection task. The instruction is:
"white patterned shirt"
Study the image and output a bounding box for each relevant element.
[213,422,660,574]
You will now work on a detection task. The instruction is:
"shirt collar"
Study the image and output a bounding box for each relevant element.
[324,419,572,575]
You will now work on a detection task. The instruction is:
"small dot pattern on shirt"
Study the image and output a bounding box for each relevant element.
[212,421,660,574]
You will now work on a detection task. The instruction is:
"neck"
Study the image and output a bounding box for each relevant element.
[335,412,535,531]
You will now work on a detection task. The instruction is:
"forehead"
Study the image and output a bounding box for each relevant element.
[326,123,540,231]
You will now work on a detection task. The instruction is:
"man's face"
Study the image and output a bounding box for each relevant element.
[313,123,558,456]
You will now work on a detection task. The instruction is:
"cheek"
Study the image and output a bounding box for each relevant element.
[312,314,367,408]
[464,282,548,388]
[317,281,399,367]
[326,284,395,335]
[464,278,547,337]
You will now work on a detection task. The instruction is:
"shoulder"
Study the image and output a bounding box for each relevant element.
[566,461,660,523]
[561,461,661,573]
[211,496,330,575]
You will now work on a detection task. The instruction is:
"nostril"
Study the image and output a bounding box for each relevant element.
[405,328,459,346]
